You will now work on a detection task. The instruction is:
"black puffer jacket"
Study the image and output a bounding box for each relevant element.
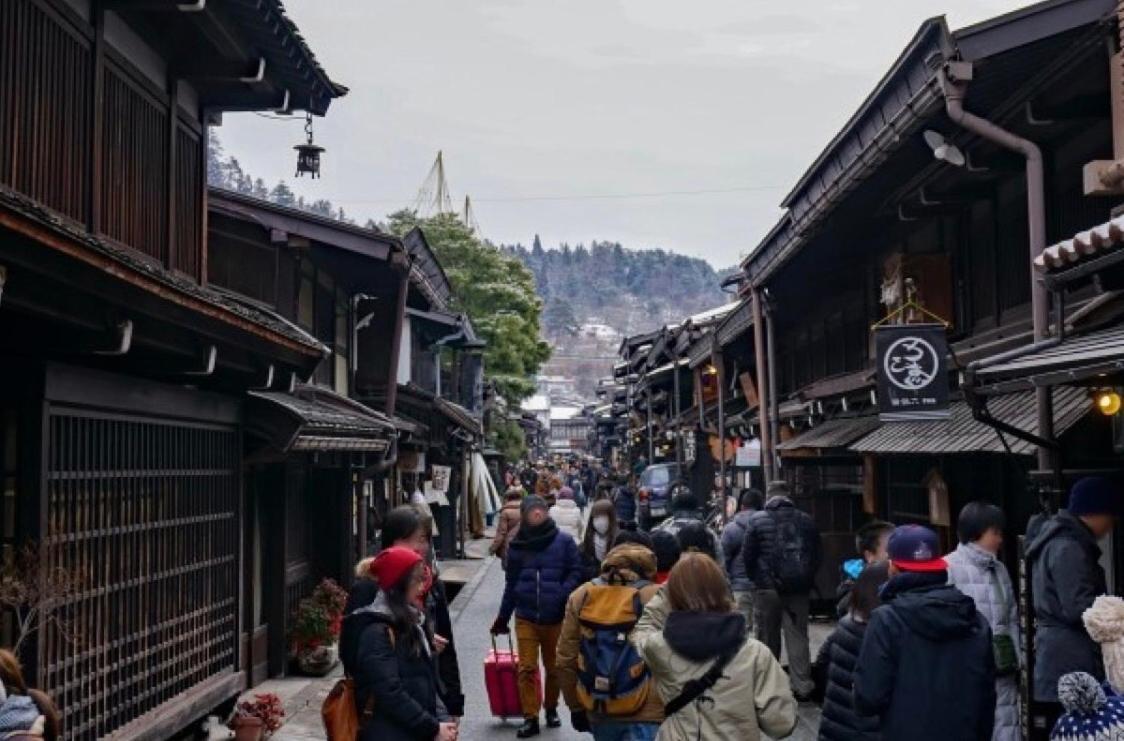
[353,592,442,741]
[741,507,778,590]
[1025,510,1107,701]
[853,574,996,741]
[816,616,879,741]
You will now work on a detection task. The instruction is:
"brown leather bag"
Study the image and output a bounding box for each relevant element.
[321,627,391,740]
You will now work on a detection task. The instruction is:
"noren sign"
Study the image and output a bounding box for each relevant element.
[875,323,950,421]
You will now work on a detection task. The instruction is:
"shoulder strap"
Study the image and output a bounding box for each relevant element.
[663,638,745,716]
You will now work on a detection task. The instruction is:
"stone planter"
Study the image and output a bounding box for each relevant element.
[294,643,338,676]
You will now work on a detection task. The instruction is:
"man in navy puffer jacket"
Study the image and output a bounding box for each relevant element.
[492,495,583,738]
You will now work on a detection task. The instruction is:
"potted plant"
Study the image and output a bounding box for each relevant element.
[288,578,348,676]
[228,693,284,741]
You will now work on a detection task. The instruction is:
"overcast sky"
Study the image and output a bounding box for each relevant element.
[218,0,1031,268]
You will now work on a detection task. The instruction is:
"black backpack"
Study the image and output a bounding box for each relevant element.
[771,510,815,594]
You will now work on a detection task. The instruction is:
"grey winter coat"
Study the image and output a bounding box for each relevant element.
[721,510,755,592]
[1025,510,1106,701]
[945,542,1022,741]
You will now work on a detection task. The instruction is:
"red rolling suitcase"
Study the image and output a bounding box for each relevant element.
[485,633,541,719]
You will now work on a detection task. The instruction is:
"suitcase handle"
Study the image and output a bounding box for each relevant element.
[491,631,515,655]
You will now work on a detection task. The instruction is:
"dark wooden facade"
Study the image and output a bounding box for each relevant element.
[207,190,405,683]
[0,0,344,737]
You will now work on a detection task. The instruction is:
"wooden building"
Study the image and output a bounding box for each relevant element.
[207,189,404,684]
[731,0,1120,598]
[0,0,344,737]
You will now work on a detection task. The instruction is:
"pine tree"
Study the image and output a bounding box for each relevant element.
[270,181,296,207]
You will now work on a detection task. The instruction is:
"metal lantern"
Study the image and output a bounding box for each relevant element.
[294,111,324,178]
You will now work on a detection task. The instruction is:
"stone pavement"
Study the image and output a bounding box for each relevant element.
[233,548,827,740]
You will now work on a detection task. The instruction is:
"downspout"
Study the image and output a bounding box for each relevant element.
[941,62,1052,473]
[764,289,780,477]
[673,359,683,469]
[711,338,727,518]
[384,254,411,417]
[751,286,773,484]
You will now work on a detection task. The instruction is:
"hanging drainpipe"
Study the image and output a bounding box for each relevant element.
[940,62,1052,473]
[751,286,773,484]
[764,289,780,477]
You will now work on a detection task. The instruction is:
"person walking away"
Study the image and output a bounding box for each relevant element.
[557,542,664,740]
[814,561,889,741]
[1049,671,1124,740]
[652,485,723,563]
[354,546,458,741]
[650,530,681,585]
[743,481,821,699]
[946,502,1022,741]
[379,506,464,720]
[631,553,797,741]
[721,488,764,634]
[580,499,620,581]
[0,649,60,741]
[1025,476,1117,721]
[674,521,719,562]
[492,490,525,564]
[836,520,894,618]
[492,495,584,738]
[550,487,584,542]
[613,476,638,531]
[853,524,996,741]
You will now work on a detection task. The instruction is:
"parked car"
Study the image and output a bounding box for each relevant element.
[637,463,681,530]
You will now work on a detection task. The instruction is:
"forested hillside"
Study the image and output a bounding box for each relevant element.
[505,237,735,398]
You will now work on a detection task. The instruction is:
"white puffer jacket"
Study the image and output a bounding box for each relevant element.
[549,500,583,543]
[946,542,1022,741]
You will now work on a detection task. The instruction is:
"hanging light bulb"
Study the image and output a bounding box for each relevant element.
[294,109,325,178]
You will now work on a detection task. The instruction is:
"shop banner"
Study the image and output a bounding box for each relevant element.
[875,323,950,421]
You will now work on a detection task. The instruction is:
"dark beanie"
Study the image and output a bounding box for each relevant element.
[1068,477,1119,517]
[521,495,549,517]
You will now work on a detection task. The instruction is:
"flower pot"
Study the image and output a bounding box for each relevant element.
[231,716,264,741]
[295,643,338,676]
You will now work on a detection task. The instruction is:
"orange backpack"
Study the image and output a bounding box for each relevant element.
[322,626,393,740]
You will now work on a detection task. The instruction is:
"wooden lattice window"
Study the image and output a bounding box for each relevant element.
[41,409,239,740]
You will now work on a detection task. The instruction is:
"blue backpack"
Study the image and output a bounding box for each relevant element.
[575,579,653,716]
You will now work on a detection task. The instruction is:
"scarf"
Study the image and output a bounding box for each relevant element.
[880,570,948,602]
[594,533,609,562]
[511,518,558,553]
[0,695,42,736]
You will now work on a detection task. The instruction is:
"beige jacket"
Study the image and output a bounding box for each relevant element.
[490,501,522,558]
[556,544,665,724]
[631,589,797,741]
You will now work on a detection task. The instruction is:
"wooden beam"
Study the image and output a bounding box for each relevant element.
[166,78,178,269]
[89,1,106,234]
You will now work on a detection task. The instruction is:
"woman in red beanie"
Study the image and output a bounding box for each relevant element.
[354,546,458,741]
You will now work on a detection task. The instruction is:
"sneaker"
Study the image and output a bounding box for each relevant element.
[516,717,540,738]
[544,708,561,728]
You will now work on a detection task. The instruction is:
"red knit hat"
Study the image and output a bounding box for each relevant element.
[369,546,423,589]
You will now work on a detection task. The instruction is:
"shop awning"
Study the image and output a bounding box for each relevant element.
[975,324,1124,393]
[777,415,882,453]
[248,385,395,453]
[1035,214,1124,272]
[848,386,1088,456]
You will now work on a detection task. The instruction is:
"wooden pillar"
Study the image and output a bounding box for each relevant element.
[751,287,773,484]
[88,2,105,234]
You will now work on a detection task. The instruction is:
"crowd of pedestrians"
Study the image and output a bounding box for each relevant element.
[327,467,1121,741]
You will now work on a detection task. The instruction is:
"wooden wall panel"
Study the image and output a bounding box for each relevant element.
[174,124,203,279]
[99,63,167,262]
[0,0,92,224]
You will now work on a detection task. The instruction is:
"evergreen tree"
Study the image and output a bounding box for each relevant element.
[270,181,296,207]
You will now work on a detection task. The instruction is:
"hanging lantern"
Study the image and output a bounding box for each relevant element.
[294,110,324,178]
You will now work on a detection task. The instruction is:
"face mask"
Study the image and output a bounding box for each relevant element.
[592,516,611,535]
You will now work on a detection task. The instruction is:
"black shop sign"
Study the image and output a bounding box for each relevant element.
[875,323,950,421]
